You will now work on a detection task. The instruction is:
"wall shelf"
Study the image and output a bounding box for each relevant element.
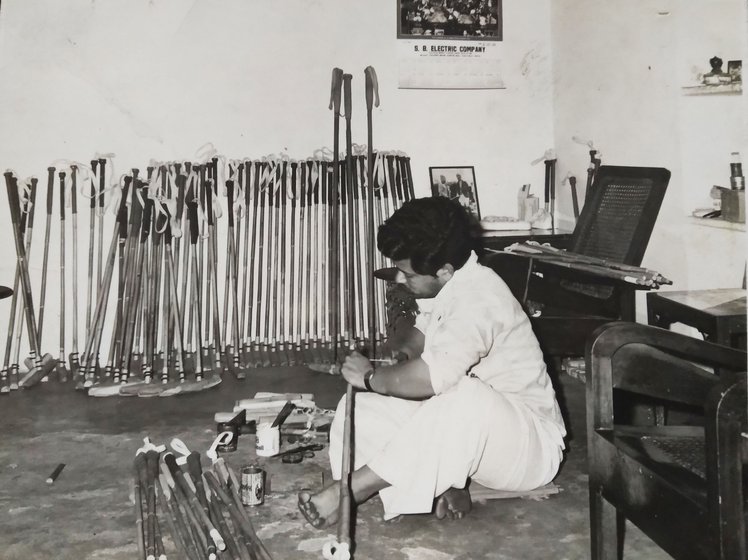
[681,83,742,95]
[688,216,745,231]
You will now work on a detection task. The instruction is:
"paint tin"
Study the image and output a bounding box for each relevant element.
[241,465,265,506]
[255,422,280,457]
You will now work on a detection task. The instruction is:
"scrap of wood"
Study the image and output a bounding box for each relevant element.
[471,482,560,502]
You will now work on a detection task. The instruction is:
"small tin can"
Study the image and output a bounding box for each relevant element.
[255,422,280,457]
[240,465,265,506]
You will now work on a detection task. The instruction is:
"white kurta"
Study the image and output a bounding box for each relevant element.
[328,252,566,519]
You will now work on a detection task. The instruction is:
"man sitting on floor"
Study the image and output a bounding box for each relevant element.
[298,196,566,526]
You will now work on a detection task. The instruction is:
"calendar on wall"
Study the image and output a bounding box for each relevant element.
[397,0,504,89]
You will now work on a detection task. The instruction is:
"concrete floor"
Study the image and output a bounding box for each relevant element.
[0,367,671,560]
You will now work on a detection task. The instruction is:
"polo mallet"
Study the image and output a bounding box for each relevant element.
[163,206,187,386]
[10,178,38,388]
[57,170,69,382]
[187,191,205,383]
[84,179,130,390]
[365,66,379,358]
[278,162,290,366]
[157,190,222,396]
[302,161,316,365]
[265,166,279,368]
[290,161,302,365]
[120,183,153,384]
[255,162,270,368]
[246,161,262,368]
[222,178,234,359]
[36,168,56,355]
[565,174,580,219]
[342,73,357,352]
[403,155,415,199]
[69,166,82,379]
[205,180,224,376]
[97,158,107,294]
[239,161,253,363]
[226,179,245,379]
[572,136,599,203]
[543,152,557,230]
[4,173,56,388]
[330,68,344,366]
[85,160,98,341]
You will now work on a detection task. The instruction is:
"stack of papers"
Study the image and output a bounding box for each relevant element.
[481,216,532,231]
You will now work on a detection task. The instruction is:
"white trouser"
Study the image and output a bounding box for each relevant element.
[328,376,562,519]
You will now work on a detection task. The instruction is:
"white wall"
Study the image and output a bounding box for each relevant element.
[550,0,747,322]
[0,0,556,357]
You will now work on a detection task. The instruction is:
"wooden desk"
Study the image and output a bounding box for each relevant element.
[647,288,747,349]
[480,227,573,252]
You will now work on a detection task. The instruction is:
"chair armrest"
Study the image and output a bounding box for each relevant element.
[704,377,747,556]
[586,322,747,432]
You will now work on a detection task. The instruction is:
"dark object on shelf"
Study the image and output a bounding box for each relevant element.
[483,165,670,360]
[721,190,745,223]
[0,286,12,300]
[586,322,747,560]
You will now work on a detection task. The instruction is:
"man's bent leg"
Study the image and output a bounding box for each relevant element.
[434,487,472,520]
[298,466,389,529]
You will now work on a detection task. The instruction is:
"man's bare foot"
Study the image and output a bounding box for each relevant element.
[434,487,472,520]
[298,484,340,529]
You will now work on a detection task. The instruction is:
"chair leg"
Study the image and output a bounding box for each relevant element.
[589,485,621,560]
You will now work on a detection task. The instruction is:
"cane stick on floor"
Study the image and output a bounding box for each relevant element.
[323,382,355,560]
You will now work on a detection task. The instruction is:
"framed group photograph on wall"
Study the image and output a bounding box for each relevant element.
[398,0,502,40]
[429,166,481,220]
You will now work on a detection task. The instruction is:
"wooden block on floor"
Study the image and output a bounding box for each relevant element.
[471,481,560,502]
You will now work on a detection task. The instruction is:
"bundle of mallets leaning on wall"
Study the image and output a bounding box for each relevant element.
[2,66,407,397]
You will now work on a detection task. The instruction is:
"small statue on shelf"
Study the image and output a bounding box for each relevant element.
[703,56,732,85]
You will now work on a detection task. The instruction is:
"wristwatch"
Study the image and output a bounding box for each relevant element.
[363,369,376,392]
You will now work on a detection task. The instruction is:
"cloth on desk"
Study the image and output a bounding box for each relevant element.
[327,253,566,519]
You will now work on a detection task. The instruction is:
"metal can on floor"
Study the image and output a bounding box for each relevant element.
[240,464,265,506]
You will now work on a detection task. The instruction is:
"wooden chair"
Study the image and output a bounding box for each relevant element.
[482,166,670,360]
[586,321,747,559]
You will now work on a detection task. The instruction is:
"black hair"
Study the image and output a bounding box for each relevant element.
[377,196,475,276]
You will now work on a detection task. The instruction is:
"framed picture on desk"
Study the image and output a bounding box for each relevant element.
[429,165,481,220]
